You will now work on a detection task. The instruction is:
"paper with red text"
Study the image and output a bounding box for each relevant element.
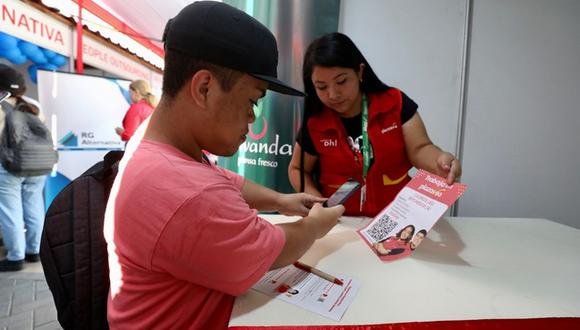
[358,170,467,261]
[251,263,360,321]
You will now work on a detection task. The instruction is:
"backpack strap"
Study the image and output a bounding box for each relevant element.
[73,151,122,329]
[42,150,123,329]
[88,175,110,330]
[73,170,106,328]
[40,157,80,329]
[40,196,75,329]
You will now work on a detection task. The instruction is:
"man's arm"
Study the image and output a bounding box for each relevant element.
[241,179,342,269]
[271,203,344,269]
[241,179,326,216]
[240,178,283,211]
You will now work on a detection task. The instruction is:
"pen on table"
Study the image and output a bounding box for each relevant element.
[276,283,290,293]
[293,261,343,286]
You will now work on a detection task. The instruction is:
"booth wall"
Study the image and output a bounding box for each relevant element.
[460,0,580,229]
[339,0,580,229]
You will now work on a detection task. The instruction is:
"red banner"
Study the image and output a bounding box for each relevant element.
[229,317,580,330]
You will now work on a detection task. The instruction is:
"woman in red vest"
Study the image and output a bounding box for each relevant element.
[115,79,157,142]
[288,33,462,217]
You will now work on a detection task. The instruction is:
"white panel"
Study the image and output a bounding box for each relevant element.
[339,0,467,154]
[460,0,580,228]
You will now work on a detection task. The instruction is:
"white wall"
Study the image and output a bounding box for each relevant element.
[340,0,580,228]
[461,0,580,228]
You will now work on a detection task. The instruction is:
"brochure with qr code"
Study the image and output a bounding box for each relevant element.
[251,263,361,321]
[358,170,467,262]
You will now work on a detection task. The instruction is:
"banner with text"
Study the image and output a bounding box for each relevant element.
[37,70,130,207]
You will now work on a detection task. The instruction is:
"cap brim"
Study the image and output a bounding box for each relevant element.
[250,73,305,96]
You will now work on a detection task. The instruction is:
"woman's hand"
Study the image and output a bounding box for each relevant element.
[276,193,327,217]
[435,152,462,185]
[402,114,462,185]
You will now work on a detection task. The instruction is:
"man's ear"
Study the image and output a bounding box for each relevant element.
[189,70,212,109]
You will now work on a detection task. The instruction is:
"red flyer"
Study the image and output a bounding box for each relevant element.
[358,170,467,262]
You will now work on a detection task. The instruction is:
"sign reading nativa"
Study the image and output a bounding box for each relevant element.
[0,0,71,55]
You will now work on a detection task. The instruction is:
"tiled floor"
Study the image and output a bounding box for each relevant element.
[0,246,62,330]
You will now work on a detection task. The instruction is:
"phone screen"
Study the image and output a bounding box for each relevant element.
[324,180,361,207]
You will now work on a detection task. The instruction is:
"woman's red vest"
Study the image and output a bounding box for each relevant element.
[307,89,412,217]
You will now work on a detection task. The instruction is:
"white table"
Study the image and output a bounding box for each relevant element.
[229,215,580,328]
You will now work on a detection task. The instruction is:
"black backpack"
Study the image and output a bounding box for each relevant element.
[0,103,58,176]
[40,150,123,330]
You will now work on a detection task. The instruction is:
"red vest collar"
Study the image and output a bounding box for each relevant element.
[309,89,401,133]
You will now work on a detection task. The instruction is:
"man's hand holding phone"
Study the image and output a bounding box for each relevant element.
[323,179,362,207]
[276,193,327,217]
[307,203,344,239]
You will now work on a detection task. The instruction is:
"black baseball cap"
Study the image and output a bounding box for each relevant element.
[162,1,304,96]
[0,64,26,96]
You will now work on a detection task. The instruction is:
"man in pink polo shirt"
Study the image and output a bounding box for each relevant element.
[103,1,344,329]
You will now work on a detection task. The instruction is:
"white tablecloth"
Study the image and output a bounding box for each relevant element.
[229,216,580,327]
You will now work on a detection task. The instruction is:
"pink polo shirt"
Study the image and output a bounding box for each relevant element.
[104,139,285,329]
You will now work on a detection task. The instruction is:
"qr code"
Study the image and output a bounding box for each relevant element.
[366,214,398,242]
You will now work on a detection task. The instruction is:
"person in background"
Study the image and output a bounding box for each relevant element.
[115,79,157,141]
[0,64,46,272]
[288,32,462,217]
[104,2,344,329]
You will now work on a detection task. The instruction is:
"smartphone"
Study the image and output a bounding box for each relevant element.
[323,179,362,207]
[0,91,11,103]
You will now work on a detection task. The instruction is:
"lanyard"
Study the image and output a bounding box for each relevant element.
[359,94,370,211]
[361,94,370,180]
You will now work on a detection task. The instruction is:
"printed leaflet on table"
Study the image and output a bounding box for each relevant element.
[251,263,360,321]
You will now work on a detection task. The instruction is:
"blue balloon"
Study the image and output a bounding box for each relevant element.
[18,41,40,58]
[0,48,22,58]
[0,32,18,50]
[50,54,67,67]
[40,63,58,71]
[1,48,27,65]
[30,51,48,64]
[8,54,27,65]
[42,48,57,59]
[28,64,39,84]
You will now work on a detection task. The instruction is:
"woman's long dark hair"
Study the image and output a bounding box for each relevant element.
[299,32,390,191]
